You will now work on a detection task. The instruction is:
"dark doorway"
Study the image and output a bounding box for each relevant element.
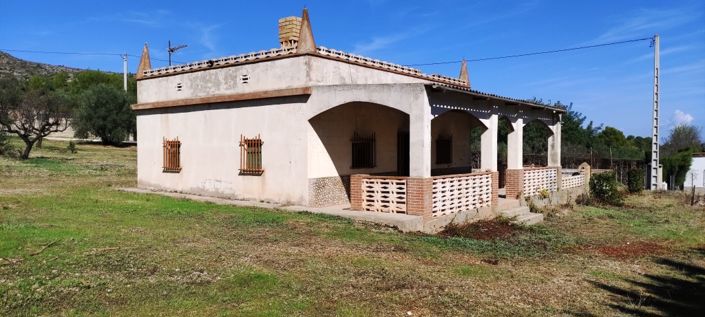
[397,130,409,176]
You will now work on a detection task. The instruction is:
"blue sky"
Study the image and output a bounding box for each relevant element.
[1,0,703,138]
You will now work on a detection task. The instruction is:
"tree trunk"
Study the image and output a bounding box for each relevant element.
[20,138,36,160]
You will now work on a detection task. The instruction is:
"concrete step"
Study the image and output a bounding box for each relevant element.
[514,213,544,225]
[499,206,530,218]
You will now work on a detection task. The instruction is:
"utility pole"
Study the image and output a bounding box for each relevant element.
[650,34,660,190]
[121,53,128,92]
[167,40,188,66]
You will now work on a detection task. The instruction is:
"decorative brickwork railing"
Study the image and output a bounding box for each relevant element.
[561,173,585,189]
[523,167,558,197]
[431,172,492,217]
[361,176,407,213]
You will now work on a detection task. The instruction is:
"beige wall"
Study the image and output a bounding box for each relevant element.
[136,96,311,205]
[137,55,431,104]
[430,110,483,171]
[308,102,409,178]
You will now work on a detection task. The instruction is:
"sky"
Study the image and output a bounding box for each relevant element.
[1,0,703,138]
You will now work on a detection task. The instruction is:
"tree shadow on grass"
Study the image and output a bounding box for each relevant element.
[589,248,705,316]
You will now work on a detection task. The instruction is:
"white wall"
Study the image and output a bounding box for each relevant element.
[308,102,409,178]
[136,96,310,205]
[684,156,705,188]
[430,110,483,171]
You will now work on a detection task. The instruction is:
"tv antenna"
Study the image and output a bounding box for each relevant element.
[167,40,188,66]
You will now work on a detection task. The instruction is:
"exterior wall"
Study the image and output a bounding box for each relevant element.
[137,56,310,103]
[430,110,481,174]
[308,102,409,177]
[684,157,705,189]
[137,55,431,104]
[307,56,429,86]
[135,96,310,205]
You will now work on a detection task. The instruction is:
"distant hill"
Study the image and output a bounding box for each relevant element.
[0,51,84,80]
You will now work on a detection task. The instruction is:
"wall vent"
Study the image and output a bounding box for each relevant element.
[176,83,183,91]
[240,74,249,84]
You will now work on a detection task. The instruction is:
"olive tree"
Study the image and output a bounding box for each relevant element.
[0,75,70,159]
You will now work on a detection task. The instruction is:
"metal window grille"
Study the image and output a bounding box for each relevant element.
[351,132,375,169]
[239,134,264,175]
[436,135,452,164]
[162,138,181,173]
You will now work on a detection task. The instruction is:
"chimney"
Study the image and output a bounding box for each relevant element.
[278,16,302,48]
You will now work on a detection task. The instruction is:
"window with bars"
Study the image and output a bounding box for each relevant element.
[351,132,375,169]
[436,135,452,164]
[239,134,264,175]
[163,138,181,173]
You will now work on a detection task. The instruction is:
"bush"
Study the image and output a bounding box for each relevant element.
[67,141,77,154]
[627,168,644,193]
[575,193,592,205]
[73,83,135,146]
[589,172,624,206]
[0,133,18,158]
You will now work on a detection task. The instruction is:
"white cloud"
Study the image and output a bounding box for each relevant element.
[674,110,694,126]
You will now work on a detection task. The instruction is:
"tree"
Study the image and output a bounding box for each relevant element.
[73,83,135,145]
[662,124,702,157]
[0,75,71,159]
[661,124,703,189]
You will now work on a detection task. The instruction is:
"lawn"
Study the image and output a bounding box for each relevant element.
[1,139,704,316]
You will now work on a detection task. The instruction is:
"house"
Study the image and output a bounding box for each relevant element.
[132,9,585,226]
[684,153,705,193]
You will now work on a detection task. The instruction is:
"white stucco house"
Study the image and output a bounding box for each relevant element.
[132,9,585,226]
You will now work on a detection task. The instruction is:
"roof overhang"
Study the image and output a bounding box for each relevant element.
[131,87,312,111]
[427,84,566,113]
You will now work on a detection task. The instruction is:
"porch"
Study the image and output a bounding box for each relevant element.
[305,83,586,223]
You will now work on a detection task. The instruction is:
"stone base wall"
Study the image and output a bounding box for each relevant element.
[308,176,350,207]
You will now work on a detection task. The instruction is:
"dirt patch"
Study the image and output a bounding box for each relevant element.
[577,241,667,259]
[439,219,522,240]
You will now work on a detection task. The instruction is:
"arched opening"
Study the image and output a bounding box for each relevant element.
[523,119,553,167]
[308,102,409,206]
[430,110,486,176]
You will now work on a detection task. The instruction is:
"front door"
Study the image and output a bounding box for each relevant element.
[397,131,409,176]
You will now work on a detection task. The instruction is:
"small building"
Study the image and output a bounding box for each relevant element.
[684,153,705,192]
[132,9,584,227]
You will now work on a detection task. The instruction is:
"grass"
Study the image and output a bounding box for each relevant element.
[1,138,704,316]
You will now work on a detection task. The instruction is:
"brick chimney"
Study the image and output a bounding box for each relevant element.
[278,16,302,48]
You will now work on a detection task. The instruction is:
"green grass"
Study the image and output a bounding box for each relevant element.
[1,138,704,316]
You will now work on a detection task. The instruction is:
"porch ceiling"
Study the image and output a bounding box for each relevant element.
[427,84,566,113]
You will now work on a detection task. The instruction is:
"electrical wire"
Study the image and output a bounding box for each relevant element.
[1,35,654,68]
[403,37,654,66]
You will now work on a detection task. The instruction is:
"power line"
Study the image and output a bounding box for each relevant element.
[0,48,180,64]
[404,37,654,66]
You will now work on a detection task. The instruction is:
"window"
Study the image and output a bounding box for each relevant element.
[163,138,181,173]
[351,132,375,169]
[436,135,452,164]
[239,134,263,175]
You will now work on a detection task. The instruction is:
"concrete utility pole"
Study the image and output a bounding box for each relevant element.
[650,34,660,190]
[122,53,128,92]
[167,40,188,66]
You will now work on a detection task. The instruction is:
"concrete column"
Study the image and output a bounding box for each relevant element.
[409,97,432,177]
[480,114,498,171]
[507,118,524,169]
[548,118,562,167]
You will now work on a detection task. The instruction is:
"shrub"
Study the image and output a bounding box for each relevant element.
[0,133,18,158]
[626,168,644,193]
[67,141,77,154]
[589,172,624,206]
[575,193,592,205]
